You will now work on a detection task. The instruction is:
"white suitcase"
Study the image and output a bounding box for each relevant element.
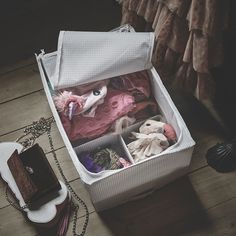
[36,29,195,211]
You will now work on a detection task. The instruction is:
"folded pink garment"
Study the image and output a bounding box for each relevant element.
[129,100,158,120]
[64,89,135,141]
[111,70,151,100]
[53,91,85,119]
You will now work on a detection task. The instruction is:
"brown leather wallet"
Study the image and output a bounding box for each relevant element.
[7,144,61,209]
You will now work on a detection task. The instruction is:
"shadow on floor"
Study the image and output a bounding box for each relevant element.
[168,89,227,139]
[99,177,211,236]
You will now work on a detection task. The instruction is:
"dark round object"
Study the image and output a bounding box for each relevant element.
[93,89,101,96]
[206,140,236,172]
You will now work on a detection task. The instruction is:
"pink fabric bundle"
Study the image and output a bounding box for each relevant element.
[64,88,135,140]
[139,119,177,143]
[55,70,160,142]
[119,70,151,97]
[163,123,177,143]
[111,70,151,101]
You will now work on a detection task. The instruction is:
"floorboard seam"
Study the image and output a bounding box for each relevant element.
[0,115,53,137]
[188,164,209,175]
[0,62,36,76]
[206,195,236,211]
[0,88,43,105]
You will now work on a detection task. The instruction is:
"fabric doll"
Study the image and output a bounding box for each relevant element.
[53,85,107,120]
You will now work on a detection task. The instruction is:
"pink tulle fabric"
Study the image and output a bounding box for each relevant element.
[63,89,135,140]
[163,123,177,142]
[53,91,85,116]
[119,158,131,167]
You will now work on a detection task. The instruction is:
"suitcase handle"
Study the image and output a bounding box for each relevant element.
[130,188,155,201]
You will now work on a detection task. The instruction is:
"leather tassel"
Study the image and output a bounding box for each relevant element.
[56,199,72,236]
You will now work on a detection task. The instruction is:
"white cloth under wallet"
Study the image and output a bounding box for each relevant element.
[51,31,154,89]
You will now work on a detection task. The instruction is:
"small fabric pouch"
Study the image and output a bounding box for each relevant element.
[7,143,61,209]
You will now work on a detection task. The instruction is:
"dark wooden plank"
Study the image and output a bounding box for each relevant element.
[0,64,42,103]
[47,147,80,183]
[2,193,234,236]
[67,211,114,236]
[172,197,236,236]
[0,122,64,154]
[190,133,224,171]
[0,90,52,136]
[188,166,236,209]
[0,206,36,236]
[0,57,35,75]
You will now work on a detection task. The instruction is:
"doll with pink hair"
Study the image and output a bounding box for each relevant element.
[53,85,107,120]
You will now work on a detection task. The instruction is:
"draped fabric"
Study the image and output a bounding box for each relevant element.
[121,0,230,102]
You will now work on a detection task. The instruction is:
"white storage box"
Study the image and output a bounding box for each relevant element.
[36,30,195,211]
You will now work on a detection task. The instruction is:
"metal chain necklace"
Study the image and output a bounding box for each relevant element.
[5,186,29,211]
[6,117,89,236]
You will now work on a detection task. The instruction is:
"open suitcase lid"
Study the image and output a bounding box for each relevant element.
[39,30,155,90]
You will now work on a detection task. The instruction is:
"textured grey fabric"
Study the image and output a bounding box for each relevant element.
[52,31,154,89]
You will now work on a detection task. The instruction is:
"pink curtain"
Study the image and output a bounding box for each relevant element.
[121,0,230,102]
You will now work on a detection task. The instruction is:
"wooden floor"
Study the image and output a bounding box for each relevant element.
[0,58,236,236]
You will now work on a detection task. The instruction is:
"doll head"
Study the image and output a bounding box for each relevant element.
[53,91,85,120]
[139,120,165,135]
